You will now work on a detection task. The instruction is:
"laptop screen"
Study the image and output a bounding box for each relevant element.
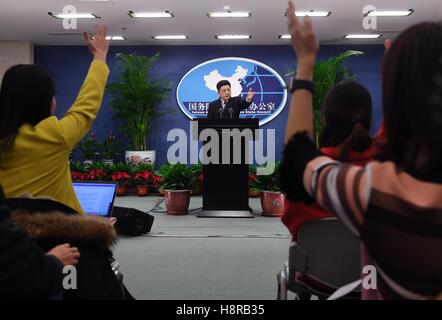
[72,182,117,217]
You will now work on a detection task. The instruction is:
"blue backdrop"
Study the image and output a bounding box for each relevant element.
[34,44,384,165]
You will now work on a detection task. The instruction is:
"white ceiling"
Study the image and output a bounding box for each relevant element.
[0,0,440,45]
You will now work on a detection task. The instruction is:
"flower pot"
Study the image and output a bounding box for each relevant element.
[102,159,114,165]
[158,188,165,197]
[125,150,156,166]
[249,189,261,198]
[260,191,284,217]
[116,186,126,196]
[137,186,149,197]
[164,190,191,215]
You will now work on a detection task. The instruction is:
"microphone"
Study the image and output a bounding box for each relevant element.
[219,108,224,119]
[229,108,233,119]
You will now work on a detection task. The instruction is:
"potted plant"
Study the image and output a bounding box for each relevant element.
[248,166,261,198]
[157,164,194,215]
[107,53,172,166]
[286,50,363,145]
[110,162,132,196]
[133,170,152,196]
[85,162,113,181]
[155,163,172,196]
[100,131,119,165]
[253,163,284,217]
[78,132,98,165]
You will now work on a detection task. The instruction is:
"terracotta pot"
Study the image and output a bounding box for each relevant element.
[249,189,261,198]
[116,186,126,196]
[137,186,149,197]
[164,190,191,215]
[260,191,285,217]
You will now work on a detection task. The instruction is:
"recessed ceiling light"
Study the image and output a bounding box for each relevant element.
[106,36,126,41]
[91,35,126,41]
[48,12,100,19]
[128,11,173,18]
[215,35,251,40]
[152,35,187,40]
[279,34,292,39]
[295,10,331,17]
[367,10,414,17]
[344,34,382,39]
[207,11,251,18]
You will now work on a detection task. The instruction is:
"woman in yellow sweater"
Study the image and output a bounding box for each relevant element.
[0,24,110,214]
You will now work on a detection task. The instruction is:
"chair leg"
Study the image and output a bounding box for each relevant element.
[277,270,288,300]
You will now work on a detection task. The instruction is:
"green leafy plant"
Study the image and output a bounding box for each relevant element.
[157,163,195,191]
[107,53,172,151]
[286,50,363,145]
[252,163,281,192]
[100,131,119,160]
[78,132,98,160]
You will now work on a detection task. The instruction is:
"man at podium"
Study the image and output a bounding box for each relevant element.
[207,80,255,119]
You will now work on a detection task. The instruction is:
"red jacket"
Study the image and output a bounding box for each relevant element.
[281,146,376,240]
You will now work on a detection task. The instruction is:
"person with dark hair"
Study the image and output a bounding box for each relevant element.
[0,184,80,299]
[0,24,110,214]
[281,0,442,300]
[282,80,376,240]
[207,80,255,119]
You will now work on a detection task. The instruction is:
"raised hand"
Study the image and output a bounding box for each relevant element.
[83,24,110,62]
[246,87,255,101]
[287,0,319,68]
[384,39,392,53]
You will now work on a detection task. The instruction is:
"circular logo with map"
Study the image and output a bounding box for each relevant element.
[176,57,288,126]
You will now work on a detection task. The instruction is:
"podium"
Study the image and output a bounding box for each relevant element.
[195,119,259,218]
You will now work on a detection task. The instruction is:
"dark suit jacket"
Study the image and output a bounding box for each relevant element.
[207,96,253,119]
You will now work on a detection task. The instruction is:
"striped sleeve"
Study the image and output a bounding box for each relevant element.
[303,157,372,236]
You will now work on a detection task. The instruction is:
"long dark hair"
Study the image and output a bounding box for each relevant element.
[382,22,442,179]
[319,80,373,161]
[0,64,55,161]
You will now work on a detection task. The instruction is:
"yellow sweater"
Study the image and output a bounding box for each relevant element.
[0,60,109,214]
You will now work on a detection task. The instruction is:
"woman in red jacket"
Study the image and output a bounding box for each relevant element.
[281,80,377,239]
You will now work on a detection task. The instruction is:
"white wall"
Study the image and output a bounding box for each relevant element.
[0,41,34,82]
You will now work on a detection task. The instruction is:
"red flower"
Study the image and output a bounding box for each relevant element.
[134,171,151,181]
[86,169,106,181]
[71,171,85,181]
[198,173,203,181]
[248,172,257,182]
[112,171,132,186]
[151,175,161,188]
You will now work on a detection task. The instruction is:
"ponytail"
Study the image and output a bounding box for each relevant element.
[338,120,373,161]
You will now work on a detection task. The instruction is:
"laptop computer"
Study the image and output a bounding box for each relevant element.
[72,181,117,217]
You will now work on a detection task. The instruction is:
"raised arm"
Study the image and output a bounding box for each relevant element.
[58,24,110,150]
[284,0,319,144]
[281,1,369,237]
[239,87,254,111]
